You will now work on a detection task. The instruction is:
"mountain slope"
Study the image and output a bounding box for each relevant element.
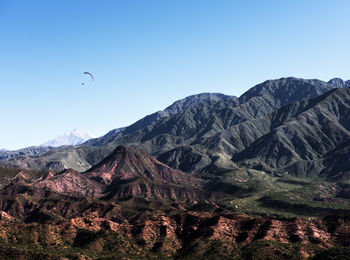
[85,146,203,201]
[230,88,350,178]
[84,93,234,146]
[82,127,126,147]
[123,92,235,135]
[239,77,335,105]
[1,145,113,172]
[0,146,55,161]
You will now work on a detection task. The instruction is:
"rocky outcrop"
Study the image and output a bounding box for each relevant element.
[85,146,203,201]
[0,207,348,259]
[0,146,204,210]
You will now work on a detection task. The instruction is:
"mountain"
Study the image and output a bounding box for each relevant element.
[2,77,347,174]
[106,77,340,172]
[0,146,55,161]
[239,77,335,105]
[1,146,202,202]
[84,93,234,146]
[0,146,203,219]
[230,88,350,179]
[124,92,235,135]
[328,77,350,88]
[85,146,203,201]
[82,127,126,146]
[0,145,112,172]
[0,130,95,163]
[41,129,95,147]
[1,93,235,170]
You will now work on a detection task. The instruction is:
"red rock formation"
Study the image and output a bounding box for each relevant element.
[0,208,348,259]
[85,146,203,201]
[35,169,103,197]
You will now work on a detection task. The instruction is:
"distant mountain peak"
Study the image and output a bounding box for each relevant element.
[163,92,234,115]
[328,78,345,87]
[41,129,95,147]
[328,78,350,88]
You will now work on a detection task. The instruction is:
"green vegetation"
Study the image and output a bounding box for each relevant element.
[241,240,303,260]
[310,247,350,260]
[0,167,43,187]
[0,228,155,260]
[211,169,350,218]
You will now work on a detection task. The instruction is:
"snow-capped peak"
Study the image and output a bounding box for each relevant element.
[41,129,95,147]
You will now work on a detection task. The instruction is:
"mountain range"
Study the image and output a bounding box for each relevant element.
[3,77,348,175]
[0,129,95,163]
[1,77,350,259]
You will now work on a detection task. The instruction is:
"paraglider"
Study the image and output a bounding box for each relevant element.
[82,72,94,85]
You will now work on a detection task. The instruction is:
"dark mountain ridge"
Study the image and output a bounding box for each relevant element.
[328,77,350,88]
[239,77,335,105]
[84,92,234,147]
[0,93,234,162]
[0,146,56,161]
[2,77,349,177]
[104,77,346,173]
[230,88,350,178]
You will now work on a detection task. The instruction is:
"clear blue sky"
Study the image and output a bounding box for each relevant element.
[1,0,349,149]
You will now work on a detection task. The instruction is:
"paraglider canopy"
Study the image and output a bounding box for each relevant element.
[83,72,94,81]
[82,72,94,86]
